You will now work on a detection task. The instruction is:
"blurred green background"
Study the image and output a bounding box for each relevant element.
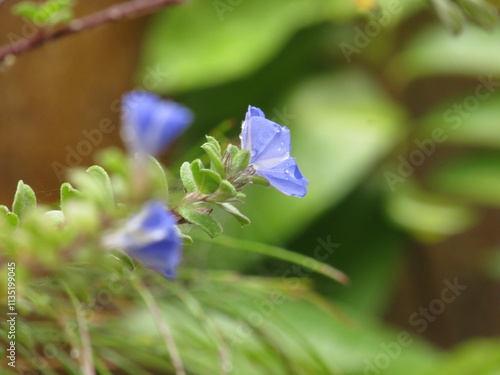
[2,0,500,374]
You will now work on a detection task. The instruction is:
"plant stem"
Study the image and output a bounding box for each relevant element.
[134,279,186,375]
[0,0,184,63]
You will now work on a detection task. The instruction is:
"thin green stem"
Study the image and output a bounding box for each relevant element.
[133,279,186,375]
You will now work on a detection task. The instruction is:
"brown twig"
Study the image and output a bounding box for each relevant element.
[0,0,184,63]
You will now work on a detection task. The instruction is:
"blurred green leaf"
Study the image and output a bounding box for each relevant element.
[428,152,500,206]
[386,185,477,242]
[12,180,36,220]
[392,25,500,83]
[86,165,115,211]
[147,156,169,200]
[140,0,355,92]
[60,182,82,211]
[418,93,500,149]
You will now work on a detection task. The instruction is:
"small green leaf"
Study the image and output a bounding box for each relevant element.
[231,149,251,174]
[204,135,221,157]
[0,205,19,231]
[178,207,222,238]
[226,144,239,160]
[190,159,204,187]
[180,161,197,193]
[86,165,115,210]
[199,169,221,195]
[60,182,82,211]
[176,227,193,245]
[12,180,36,220]
[201,142,225,177]
[148,156,169,200]
[217,180,238,198]
[11,2,39,20]
[217,202,250,226]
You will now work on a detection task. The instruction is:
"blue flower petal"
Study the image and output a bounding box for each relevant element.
[241,105,265,150]
[256,158,309,198]
[246,116,291,168]
[122,91,193,156]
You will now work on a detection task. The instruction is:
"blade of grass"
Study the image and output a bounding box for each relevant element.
[193,235,349,284]
[133,278,186,375]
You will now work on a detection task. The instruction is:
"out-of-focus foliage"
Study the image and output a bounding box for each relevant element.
[2,0,500,373]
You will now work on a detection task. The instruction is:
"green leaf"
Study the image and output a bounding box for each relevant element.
[204,135,221,157]
[11,2,39,20]
[86,165,115,210]
[201,142,225,177]
[194,235,348,284]
[199,169,221,195]
[431,0,465,34]
[231,149,251,175]
[178,207,222,238]
[386,186,476,242]
[60,182,82,211]
[180,161,197,193]
[217,202,251,226]
[458,0,498,29]
[0,205,19,231]
[44,210,65,226]
[140,0,355,92]
[12,180,36,220]
[428,152,500,207]
[147,156,169,200]
[215,179,238,200]
[190,159,204,187]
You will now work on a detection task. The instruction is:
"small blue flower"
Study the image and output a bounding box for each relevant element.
[240,106,309,197]
[121,91,193,156]
[102,201,182,278]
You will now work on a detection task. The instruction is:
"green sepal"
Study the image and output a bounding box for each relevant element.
[231,149,251,174]
[199,169,221,194]
[148,156,169,200]
[60,182,82,211]
[178,207,222,238]
[12,180,36,220]
[217,202,250,226]
[86,165,115,210]
[248,174,270,186]
[11,2,39,20]
[201,142,225,177]
[180,161,197,193]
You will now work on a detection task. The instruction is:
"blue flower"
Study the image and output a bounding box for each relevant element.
[121,91,193,157]
[240,106,309,197]
[102,201,182,278]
